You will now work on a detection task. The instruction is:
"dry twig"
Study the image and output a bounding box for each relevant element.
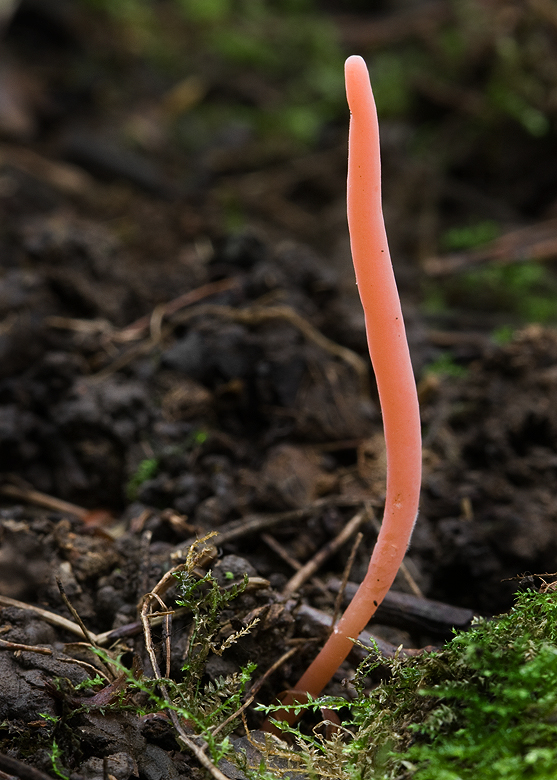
[0,594,100,642]
[0,482,89,519]
[139,567,232,780]
[117,277,240,341]
[282,508,369,597]
[171,497,367,561]
[171,303,369,395]
[0,752,57,780]
[56,578,100,649]
[331,530,363,630]
[0,638,53,655]
[211,646,299,738]
[423,217,557,277]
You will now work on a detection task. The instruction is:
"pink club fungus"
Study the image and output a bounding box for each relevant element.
[265,55,422,728]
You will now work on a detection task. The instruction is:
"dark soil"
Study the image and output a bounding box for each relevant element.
[1,2,557,778]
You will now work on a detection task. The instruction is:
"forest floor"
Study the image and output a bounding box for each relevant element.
[2,1,557,778]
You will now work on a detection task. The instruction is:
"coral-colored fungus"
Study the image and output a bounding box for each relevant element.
[264,55,421,728]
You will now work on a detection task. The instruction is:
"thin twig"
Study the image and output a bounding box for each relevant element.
[331,530,363,631]
[211,646,299,738]
[89,279,241,380]
[171,497,367,561]
[368,513,424,598]
[139,591,231,780]
[0,638,52,655]
[0,482,88,519]
[91,337,160,381]
[282,509,369,597]
[175,728,231,780]
[0,594,101,642]
[0,753,56,780]
[96,607,189,646]
[149,303,166,344]
[261,533,330,599]
[56,654,111,681]
[170,303,369,395]
[140,591,168,679]
[162,611,172,680]
[45,315,115,336]
[0,592,186,650]
[56,579,118,679]
[117,277,240,341]
[56,578,99,648]
[93,297,368,392]
[261,533,301,572]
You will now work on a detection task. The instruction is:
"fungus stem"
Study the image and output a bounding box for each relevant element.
[264,55,421,728]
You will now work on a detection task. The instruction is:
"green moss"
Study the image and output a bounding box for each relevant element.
[461,263,557,322]
[81,539,258,770]
[441,220,500,252]
[126,456,159,500]
[491,324,515,345]
[422,262,557,324]
[401,590,557,779]
[423,352,467,379]
[261,590,557,779]
[76,0,345,146]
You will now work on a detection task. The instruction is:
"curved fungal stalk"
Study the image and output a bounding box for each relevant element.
[264,55,421,728]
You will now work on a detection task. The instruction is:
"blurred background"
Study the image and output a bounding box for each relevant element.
[2,0,557,335]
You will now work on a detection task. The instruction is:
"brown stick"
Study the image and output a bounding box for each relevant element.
[211,646,299,738]
[0,753,56,780]
[0,639,52,655]
[170,497,368,561]
[282,509,369,597]
[331,530,363,631]
[117,277,240,340]
[0,483,88,519]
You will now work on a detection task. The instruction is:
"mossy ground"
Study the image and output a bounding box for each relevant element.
[26,581,557,779]
[264,588,557,779]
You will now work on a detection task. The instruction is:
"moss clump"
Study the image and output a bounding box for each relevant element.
[423,262,557,324]
[264,589,557,779]
[401,589,557,779]
[126,456,159,500]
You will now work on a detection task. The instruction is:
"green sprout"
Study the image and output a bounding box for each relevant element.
[424,352,467,378]
[49,741,69,780]
[491,324,515,345]
[126,457,159,500]
[186,428,208,449]
[441,220,500,252]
